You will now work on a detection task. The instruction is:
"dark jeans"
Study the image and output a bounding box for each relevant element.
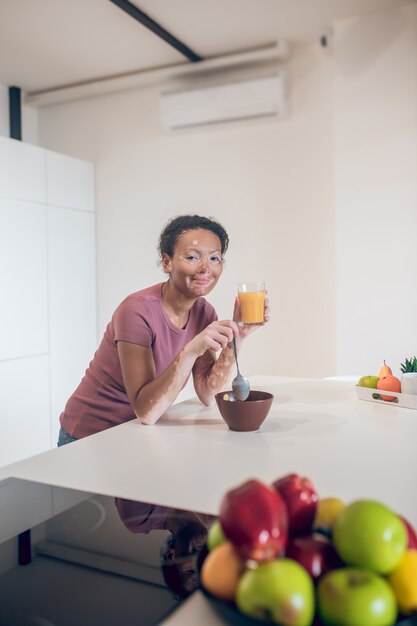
[57,426,78,447]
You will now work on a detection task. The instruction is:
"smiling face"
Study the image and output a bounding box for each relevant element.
[162,228,223,299]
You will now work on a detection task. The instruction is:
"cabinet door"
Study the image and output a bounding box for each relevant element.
[0,198,49,361]
[0,355,51,467]
[48,206,97,444]
[46,150,95,212]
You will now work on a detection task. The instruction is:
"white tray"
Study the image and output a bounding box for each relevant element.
[355,385,417,410]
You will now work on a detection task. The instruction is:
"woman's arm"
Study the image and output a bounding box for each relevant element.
[192,294,271,405]
[118,319,237,425]
[192,342,236,406]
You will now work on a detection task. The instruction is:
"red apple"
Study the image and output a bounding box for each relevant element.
[272,473,319,535]
[219,479,288,561]
[399,514,417,550]
[286,533,343,582]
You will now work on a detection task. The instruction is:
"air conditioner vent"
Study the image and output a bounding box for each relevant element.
[159,72,287,130]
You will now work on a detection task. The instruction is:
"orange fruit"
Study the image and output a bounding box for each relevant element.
[387,549,417,613]
[377,375,401,401]
[200,541,246,601]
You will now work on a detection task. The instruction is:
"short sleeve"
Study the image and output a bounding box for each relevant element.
[112,296,154,348]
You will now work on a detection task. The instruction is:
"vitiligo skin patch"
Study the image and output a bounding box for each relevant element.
[193,343,235,396]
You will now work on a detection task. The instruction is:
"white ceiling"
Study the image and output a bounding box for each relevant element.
[0,0,412,94]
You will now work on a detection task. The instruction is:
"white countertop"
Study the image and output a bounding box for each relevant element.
[1,376,416,523]
[158,591,223,625]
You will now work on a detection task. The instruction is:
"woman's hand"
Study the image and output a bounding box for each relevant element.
[186,319,239,359]
[233,291,270,340]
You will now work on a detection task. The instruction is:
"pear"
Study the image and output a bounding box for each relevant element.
[378,360,392,378]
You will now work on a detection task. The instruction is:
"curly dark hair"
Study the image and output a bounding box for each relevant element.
[158,214,229,261]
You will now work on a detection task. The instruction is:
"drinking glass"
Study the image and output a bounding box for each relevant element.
[237,282,265,324]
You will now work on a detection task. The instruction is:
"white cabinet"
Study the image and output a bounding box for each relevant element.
[46,150,95,212]
[0,356,51,466]
[48,206,97,444]
[0,198,49,361]
[0,137,96,466]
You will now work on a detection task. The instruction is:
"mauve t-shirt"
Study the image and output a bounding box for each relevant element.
[60,283,217,438]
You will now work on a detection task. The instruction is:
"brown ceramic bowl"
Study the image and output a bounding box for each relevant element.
[215,390,274,432]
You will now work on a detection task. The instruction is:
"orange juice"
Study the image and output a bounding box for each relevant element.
[238,290,265,324]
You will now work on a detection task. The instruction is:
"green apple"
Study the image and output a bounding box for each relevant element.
[236,559,314,626]
[333,500,407,574]
[318,568,397,626]
[207,520,226,551]
[357,376,379,388]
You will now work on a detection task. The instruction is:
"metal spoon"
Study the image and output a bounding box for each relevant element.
[231,337,250,401]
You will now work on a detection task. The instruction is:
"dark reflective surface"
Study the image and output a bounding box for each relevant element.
[0,478,215,626]
[114,496,215,599]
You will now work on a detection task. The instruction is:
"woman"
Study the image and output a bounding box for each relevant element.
[58,214,268,446]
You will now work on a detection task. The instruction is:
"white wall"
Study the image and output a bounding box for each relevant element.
[0,85,9,138]
[37,42,335,379]
[334,3,417,377]
[35,2,417,381]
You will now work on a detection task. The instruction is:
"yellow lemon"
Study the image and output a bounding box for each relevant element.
[314,497,346,530]
[200,542,246,601]
[387,549,417,614]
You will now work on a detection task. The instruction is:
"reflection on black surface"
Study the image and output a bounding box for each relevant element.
[114,497,215,599]
[0,478,216,626]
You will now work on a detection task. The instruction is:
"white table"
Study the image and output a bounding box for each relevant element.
[1,375,416,524]
[158,590,225,625]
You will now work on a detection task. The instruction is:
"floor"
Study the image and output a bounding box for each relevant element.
[0,554,178,626]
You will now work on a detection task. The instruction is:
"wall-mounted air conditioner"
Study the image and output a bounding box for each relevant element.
[159,72,287,130]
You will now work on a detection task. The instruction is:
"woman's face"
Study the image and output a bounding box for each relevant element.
[163,228,223,298]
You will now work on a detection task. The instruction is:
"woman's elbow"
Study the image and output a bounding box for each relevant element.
[140,416,158,425]
[197,393,215,407]
[139,415,159,426]
[136,409,160,426]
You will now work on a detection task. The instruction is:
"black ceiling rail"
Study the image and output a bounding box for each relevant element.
[109,0,203,62]
[9,86,22,141]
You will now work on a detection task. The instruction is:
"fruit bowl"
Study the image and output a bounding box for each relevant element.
[198,552,417,626]
[198,473,417,626]
[215,390,274,432]
[200,588,417,626]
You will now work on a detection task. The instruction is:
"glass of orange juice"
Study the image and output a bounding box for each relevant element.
[237,282,265,324]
